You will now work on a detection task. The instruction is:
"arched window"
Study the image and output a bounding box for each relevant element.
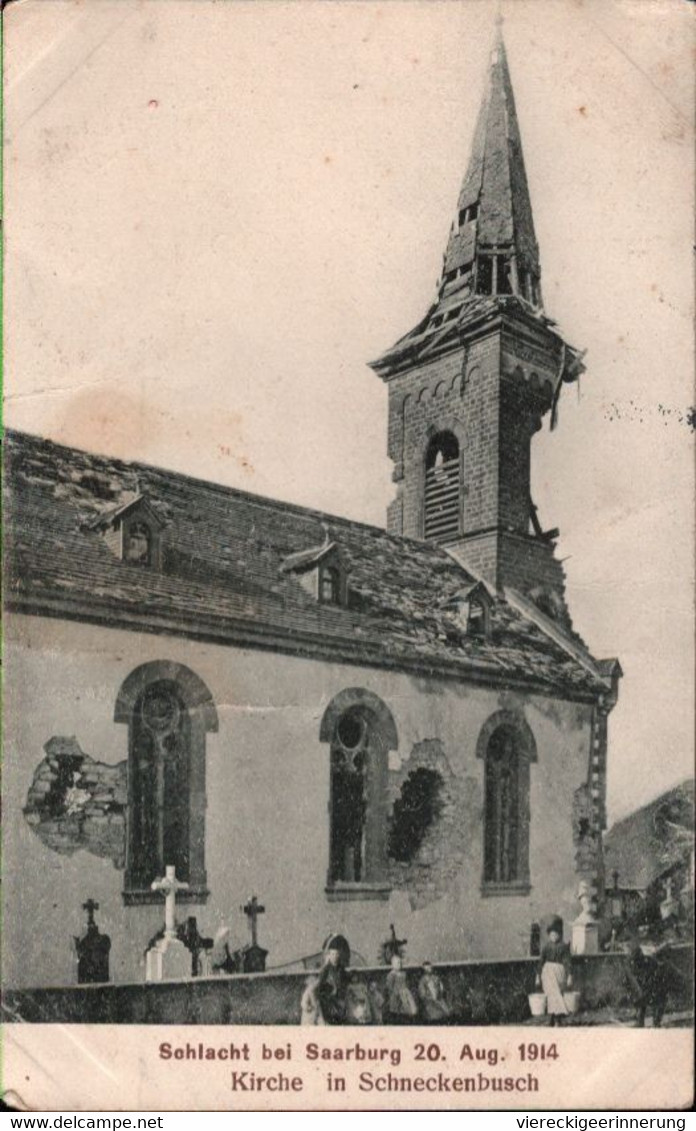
[320,689,397,898]
[115,661,218,904]
[477,712,536,893]
[329,708,369,883]
[424,431,461,542]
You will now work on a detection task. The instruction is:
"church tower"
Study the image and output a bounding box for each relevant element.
[370,22,585,625]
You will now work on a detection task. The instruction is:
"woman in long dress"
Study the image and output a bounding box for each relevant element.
[417,962,452,1024]
[384,954,419,1025]
[537,917,573,1026]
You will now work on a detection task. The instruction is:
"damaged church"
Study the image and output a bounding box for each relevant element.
[3,24,621,989]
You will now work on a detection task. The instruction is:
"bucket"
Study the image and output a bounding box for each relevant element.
[528,992,547,1017]
[563,991,581,1014]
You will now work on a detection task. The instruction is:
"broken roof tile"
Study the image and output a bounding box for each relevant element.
[4,430,608,699]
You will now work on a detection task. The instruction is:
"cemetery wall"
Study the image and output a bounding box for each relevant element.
[4,948,693,1025]
[5,612,593,989]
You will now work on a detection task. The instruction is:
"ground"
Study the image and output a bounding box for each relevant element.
[523,1007,694,1029]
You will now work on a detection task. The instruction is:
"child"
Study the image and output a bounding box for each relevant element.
[384,953,418,1025]
[368,980,385,1024]
[417,961,452,1024]
[300,974,323,1025]
[346,974,373,1024]
[537,917,573,1026]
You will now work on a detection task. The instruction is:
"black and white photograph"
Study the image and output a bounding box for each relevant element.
[2,0,693,1111]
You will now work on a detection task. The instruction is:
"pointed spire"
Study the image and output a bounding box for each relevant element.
[370,16,549,376]
[439,18,541,308]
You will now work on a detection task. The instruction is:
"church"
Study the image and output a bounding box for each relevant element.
[3,23,621,989]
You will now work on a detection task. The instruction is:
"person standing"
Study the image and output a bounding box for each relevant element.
[624,938,668,1028]
[417,961,452,1024]
[537,917,573,1026]
[384,953,418,1024]
[300,974,323,1025]
[316,937,350,1025]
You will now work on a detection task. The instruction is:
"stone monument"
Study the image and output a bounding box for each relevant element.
[145,865,192,981]
[74,898,111,983]
[571,880,600,955]
[235,895,268,973]
[179,916,214,976]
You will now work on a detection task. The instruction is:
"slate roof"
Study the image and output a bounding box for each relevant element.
[446,31,539,276]
[4,430,609,699]
[604,781,695,892]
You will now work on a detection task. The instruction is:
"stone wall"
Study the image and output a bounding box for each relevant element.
[4,948,692,1026]
[384,319,569,610]
[23,736,126,868]
[387,739,482,911]
[4,613,596,988]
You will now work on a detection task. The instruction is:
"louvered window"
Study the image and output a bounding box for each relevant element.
[424,432,460,542]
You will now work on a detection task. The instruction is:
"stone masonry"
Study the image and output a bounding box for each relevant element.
[23,736,127,868]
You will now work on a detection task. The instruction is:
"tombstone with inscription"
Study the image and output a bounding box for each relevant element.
[235,895,268,973]
[74,898,111,984]
[145,865,192,981]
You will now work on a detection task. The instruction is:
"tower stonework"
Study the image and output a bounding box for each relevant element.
[370,28,585,623]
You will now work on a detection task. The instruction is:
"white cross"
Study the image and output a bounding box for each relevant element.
[151,865,189,938]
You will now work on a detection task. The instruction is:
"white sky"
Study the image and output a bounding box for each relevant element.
[5,0,694,823]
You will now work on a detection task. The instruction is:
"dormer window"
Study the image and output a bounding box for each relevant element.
[320,565,341,605]
[87,494,165,568]
[467,598,488,638]
[125,522,152,566]
[442,581,494,641]
[280,538,348,607]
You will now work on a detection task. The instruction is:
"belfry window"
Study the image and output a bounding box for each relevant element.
[476,253,513,296]
[497,255,513,295]
[477,255,494,295]
[424,432,460,543]
[115,661,218,904]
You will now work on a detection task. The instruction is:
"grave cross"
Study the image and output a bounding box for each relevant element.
[242,895,265,947]
[83,898,100,928]
[151,865,189,938]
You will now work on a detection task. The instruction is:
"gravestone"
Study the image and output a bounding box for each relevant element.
[379,924,406,965]
[236,895,268,973]
[179,916,214,977]
[145,866,192,981]
[74,898,111,984]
